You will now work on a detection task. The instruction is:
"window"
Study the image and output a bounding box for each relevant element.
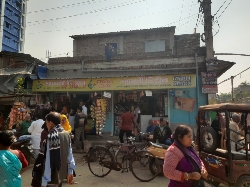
[22,3,25,13]
[5,35,11,43]
[21,15,24,26]
[20,28,23,38]
[5,21,11,29]
[105,43,117,61]
[145,40,165,53]
[16,1,21,9]
[19,41,22,51]
[14,27,19,34]
[14,13,20,19]
[13,40,18,48]
[6,7,13,16]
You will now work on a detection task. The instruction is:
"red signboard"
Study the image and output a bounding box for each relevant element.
[202,85,218,94]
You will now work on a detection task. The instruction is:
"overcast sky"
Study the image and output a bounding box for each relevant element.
[25,0,250,94]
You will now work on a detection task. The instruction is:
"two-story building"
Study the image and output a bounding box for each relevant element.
[32,27,235,135]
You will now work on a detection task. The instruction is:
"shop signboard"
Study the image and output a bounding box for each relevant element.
[32,74,196,92]
[174,97,196,112]
[201,72,218,93]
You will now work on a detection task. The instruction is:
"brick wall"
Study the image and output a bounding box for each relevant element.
[174,34,200,57]
[72,27,175,58]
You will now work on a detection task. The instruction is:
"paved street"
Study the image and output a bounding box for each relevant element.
[22,152,170,187]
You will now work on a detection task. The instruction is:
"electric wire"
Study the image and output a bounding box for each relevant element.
[27,11,197,35]
[27,0,146,26]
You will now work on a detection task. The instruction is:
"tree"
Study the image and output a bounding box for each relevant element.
[240,81,249,86]
[217,92,231,102]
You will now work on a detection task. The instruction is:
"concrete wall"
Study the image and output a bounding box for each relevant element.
[169,76,207,131]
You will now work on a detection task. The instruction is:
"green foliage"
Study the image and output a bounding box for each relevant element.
[217,92,231,102]
[16,77,27,94]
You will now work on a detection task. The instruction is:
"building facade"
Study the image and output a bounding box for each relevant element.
[0,0,27,53]
[32,27,235,136]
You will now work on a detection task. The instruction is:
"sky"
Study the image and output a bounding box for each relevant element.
[24,0,250,94]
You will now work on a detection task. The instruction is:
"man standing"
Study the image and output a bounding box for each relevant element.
[18,114,32,136]
[31,112,75,187]
[153,118,172,145]
[81,101,88,116]
[74,107,86,151]
[119,106,138,143]
[28,113,44,158]
[229,113,243,151]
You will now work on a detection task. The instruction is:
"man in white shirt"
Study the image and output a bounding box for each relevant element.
[28,113,44,158]
[82,101,88,116]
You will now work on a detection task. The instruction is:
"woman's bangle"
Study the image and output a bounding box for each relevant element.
[185,172,189,180]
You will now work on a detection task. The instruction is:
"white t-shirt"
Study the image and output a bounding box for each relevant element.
[82,105,88,116]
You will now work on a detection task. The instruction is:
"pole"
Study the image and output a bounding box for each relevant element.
[195,53,200,108]
[231,76,234,102]
[202,0,214,59]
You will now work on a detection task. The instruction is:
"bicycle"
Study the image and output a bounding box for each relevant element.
[87,135,161,182]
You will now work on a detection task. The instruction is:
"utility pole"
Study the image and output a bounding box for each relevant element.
[231,76,234,102]
[202,0,214,59]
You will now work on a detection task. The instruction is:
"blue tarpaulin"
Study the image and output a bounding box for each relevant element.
[37,65,48,79]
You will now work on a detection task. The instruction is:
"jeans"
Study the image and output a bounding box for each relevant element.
[119,129,132,143]
[75,126,84,150]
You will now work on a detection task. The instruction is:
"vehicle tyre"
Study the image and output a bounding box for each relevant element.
[200,127,218,153]
[235,175,250,187]
[88,147,114,177]
[149,158,163,176]
[130,150,160,182]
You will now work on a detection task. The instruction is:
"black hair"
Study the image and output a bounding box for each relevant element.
[77,107,82,111]
[160,117,164,122]
[173,125,192,141]
[36,113,43,119]
[124,106,130,112]
[41,122,48,131]
[0,130,16,146]
[45,112,60,126]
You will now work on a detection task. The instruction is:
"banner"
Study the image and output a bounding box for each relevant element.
[174,97,196,112]
[32,74,196,92]
[201,72,218,93]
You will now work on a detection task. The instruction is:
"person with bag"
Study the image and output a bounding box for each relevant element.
[163,125,208,187]
[74,107,86,151]
[31,112,75,187]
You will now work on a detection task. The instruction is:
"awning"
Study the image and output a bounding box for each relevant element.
[37,65,48,79]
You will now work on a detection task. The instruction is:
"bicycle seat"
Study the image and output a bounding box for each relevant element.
[106,140,120,146]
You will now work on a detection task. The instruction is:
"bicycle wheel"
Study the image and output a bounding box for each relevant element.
[130,150,161,182]
[88,146,114,177]
[114,148,130,169]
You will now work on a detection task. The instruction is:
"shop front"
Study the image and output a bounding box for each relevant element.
[32,74,205,135]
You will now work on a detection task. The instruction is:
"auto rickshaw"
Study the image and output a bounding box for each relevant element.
[197,103,250,187]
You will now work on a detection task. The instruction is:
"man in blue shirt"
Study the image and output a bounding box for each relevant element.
[146,120,155,134]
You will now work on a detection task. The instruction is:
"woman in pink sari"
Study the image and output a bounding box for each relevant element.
[163,125,208,187]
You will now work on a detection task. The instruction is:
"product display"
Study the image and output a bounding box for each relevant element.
[90,99,109,135]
